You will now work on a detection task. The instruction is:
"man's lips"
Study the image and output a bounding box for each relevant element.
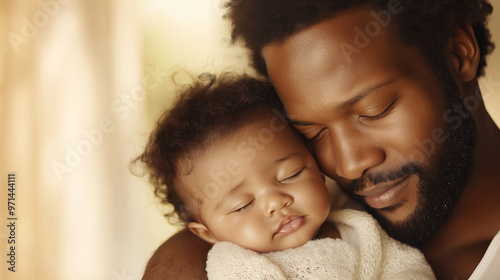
[355,175,412,210]
[274,215,305,237]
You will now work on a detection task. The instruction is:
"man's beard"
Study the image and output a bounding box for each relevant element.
[345,68,478,247]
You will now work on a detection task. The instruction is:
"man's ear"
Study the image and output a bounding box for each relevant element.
[449,24,480,82]
[188,222,219,244]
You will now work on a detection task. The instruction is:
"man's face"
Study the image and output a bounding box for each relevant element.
[262,8,476,245]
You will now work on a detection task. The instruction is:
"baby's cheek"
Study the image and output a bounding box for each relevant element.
[239,218,268,238]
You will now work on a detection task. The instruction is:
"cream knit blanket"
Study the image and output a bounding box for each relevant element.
[206,209,435,279]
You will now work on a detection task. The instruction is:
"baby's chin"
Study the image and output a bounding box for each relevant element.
[263,229,318,253]
[242,219,325,253]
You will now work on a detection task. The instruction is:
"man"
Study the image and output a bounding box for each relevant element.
[143,1,500,279]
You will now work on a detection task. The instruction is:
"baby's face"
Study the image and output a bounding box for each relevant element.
[182,113,331,252]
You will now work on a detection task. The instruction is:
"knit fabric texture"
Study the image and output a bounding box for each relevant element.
[206,209,435,279]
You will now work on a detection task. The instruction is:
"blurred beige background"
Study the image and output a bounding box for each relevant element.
[0,1,498,280]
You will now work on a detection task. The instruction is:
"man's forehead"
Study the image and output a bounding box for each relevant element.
[262,10,410,114]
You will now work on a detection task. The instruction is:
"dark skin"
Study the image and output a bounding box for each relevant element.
[142,229,211,280]
[262,9,500,279]
[143,7,500,280]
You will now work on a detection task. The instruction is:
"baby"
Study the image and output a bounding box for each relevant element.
[138,73,435,279]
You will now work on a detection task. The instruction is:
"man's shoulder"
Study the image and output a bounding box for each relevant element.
[468,230,500,280]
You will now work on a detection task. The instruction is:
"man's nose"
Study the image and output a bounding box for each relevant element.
[328,124,384,180]
[263,190,293,217]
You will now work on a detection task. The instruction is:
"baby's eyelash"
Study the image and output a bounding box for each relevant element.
[280,168,305,182]
[233,200,254,213]
[287,168,304,179]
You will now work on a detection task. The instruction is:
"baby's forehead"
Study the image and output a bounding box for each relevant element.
[187,122,304,175]
[177,110,303,175]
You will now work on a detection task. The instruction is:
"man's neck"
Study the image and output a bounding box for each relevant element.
[421,107,500,279]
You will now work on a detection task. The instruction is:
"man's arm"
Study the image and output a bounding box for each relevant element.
[142,229,211,280]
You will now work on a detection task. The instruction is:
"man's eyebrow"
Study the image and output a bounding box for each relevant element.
[340,78,396,109]
[289,119,311,126]
[288,78,396,126]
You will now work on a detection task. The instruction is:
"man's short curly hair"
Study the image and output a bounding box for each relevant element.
[225,0,494,78]
[135,73,282,225]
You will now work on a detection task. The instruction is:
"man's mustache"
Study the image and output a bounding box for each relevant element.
[347,162,426,193]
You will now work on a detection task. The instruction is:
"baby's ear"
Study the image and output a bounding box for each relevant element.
[188,222,219,244]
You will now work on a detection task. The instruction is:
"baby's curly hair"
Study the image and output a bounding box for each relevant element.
[135,73,282,225]
[225,0,494,77]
